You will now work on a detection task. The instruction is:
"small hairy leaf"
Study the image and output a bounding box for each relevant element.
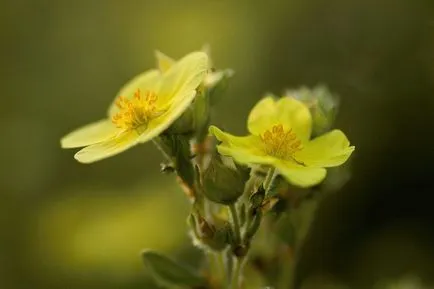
[142,250,207,288]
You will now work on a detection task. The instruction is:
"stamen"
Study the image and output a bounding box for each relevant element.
[111,89,164,131]
[261,124,303,159]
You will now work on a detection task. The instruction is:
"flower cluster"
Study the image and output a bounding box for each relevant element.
[60,48,355,289]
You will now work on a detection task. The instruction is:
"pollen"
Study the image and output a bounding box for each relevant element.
[261,124,303,159]
[112,89,165,131]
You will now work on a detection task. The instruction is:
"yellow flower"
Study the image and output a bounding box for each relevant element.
[61,52,209,163]
[209,96,355,187]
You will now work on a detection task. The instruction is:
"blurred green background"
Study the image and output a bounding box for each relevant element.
[1,0,434,288]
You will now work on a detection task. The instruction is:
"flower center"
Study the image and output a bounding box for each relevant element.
[112,89,165,132]
[261,124,303,159]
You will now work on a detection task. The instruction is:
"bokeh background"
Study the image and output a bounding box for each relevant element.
[1,0,434,288]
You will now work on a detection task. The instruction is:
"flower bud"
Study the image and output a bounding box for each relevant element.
[198,215,215,239]
[158,135,195,191]
[201,155,248,205]
[249,185,265,209]
[205,69,234,105]
[168,106,195,135]
[192,90,210,143]
[188,213,230,251]
[286,84,339,136]
[207,224,231,251]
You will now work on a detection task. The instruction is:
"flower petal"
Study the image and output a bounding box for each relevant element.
[276,97,312,142]
[60,119,120,148]
[107,69,161,117]
[157,51,209,105]
[138,90,197,143]
[247,95,279,135]
[294,129,355,168]
[275,160,327,188]
[74,130,139,163]
[216,146,275,167]
[209,126,274,165]
[155,50,175,73]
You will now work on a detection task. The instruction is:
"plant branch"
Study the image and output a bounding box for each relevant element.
[263,167,277,192]
[229,204,241,244]
[230,257,242,289]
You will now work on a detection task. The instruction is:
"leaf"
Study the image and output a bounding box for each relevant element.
[142,250,207,288]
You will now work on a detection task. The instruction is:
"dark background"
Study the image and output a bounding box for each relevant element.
[1,0,434,288]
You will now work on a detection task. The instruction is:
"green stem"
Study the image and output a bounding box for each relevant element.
[229,204,241,244]
[229,204,244,289]
[230,257,242,289]
[215,252,226,287]
[263,167,277,192]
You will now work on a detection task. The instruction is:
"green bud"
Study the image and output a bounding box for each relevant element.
[188,211,231,252]
[197,215,215,239]
[207,225,230,251]
[201,155,247,205]
[249,185,266,209]
[198,216,230,251]
[206,69,234,106]
[167,106,195,135]
[158,135,195,190]
[192,90,210,143]
[233,161,251,182]
[286,84,339,136]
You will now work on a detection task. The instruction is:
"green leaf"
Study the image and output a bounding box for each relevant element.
[142,250,207,288]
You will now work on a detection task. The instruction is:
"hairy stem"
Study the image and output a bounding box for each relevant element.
[229,204,241,244]
[230,257,242,289]
[228,204,244,289]
[215,252,227,287]
[263,167,277,192]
